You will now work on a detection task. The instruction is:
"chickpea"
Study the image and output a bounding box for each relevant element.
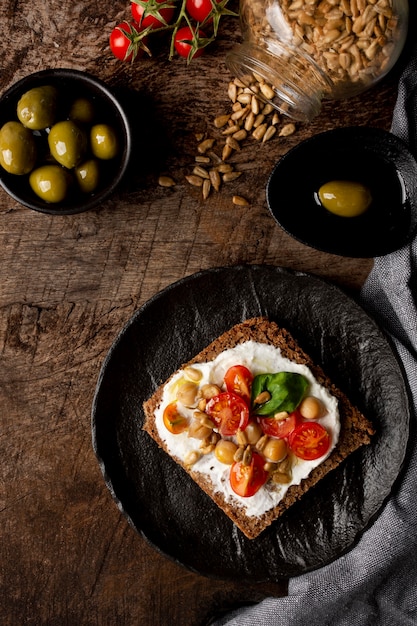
[183,366,203,382]
[243,420,263,444]
[263,437,287,463]
[299,396,325,420]
[214,440,238,465]
[176,381,198,407]
[199,383,221,399]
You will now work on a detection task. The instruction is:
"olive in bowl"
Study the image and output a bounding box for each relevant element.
[0,68,131,215]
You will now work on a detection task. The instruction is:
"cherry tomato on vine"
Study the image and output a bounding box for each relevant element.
[131,0,175,29]
[186,0,220,23]
[289,422,331,461]
[258,411,301,439]
[109,20,148,62]
[163,402,188,434]
[205,392,249,436]
[224,365,253,405]
[230,451,268,497]
[174,26,207,60]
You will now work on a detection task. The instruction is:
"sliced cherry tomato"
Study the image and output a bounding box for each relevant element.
[163,402,188,434]
[258,411,300,439]
[205,392,249,436]
[230,451,268,497]
[131,0,175,29]
[224,365,253,404]
[289,422,331,460]
[174,26,207,60]
[185,0,220,23]
[109,20,148,62]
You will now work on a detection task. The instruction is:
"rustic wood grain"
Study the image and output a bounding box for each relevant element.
[0,0,404,624]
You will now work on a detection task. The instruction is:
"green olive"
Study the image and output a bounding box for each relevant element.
[17,85,58,130]
[48,120,87,169]
[90,123,119,160]
[29,164,71,203]
[69,97,95,124]
[317,180,372,217]
[0,121,37,175]
[75,159,100,193]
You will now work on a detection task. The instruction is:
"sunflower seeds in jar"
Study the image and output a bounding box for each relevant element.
[226,0,409,122]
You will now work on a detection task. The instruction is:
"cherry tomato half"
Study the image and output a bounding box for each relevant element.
[289,422,331,460]
[174,26,207,60]
[205,392,249,436]
[258,411,300,439]
[230,451,268,497]
[131,0,175,29]
[224,365,253,405]
[186,0,220,23]
[163,402,188,434]
[109,20,147,62]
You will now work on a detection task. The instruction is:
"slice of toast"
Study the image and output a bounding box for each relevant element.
[142,317,374,539]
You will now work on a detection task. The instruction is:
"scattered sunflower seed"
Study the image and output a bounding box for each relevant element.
[232,195,250,206]
[202,179,211,200]
[186,174,204,187]
[279,123,296,137]
[209,169,221,192]
[195,155,211,164]
[263,125,277,142]
[214,114,231,128]
[181,74,300,202]
[192,165,210,179]
[158,175,176,187]
[197,138,215,154]
[223,171,242,182]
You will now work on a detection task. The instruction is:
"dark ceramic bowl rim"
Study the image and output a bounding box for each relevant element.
[0,68,132,215]
[266,126,417,258]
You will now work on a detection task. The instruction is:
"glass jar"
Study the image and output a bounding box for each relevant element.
[226,0,409,122]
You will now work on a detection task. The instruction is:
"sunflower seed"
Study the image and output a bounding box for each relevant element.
[185,174,204,187]
[158,175,176,187]
[232,195,250,206]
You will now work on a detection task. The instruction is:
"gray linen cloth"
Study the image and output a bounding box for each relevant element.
[213,47,417,626]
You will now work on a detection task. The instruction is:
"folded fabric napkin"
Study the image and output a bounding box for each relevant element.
[213,44,417,626]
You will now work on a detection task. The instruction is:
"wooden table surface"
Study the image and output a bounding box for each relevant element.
[0,1,408,624]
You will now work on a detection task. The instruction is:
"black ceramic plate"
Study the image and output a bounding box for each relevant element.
[92,265,410,581]
[266,127,417,258]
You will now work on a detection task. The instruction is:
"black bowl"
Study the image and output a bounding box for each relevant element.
[266,127,417,257]
[0,68,132,215]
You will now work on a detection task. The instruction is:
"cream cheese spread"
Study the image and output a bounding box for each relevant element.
[154,340,340,517]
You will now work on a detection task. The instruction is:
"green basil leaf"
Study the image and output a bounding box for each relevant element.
[251,372,308,416]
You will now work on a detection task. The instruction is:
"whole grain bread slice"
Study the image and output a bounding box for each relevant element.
[142,317,374,539]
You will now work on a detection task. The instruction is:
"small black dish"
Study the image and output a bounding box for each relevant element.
[0,68,132,215]
[266,127,417,257]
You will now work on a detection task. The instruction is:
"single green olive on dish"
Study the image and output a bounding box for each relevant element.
[69,97,95,125]
[48,120,88,169]
[316,180,372,217]
[0,121,37,175]
[90,124,119,160]
[17,85,58,130]
[74,159,100,194]
[29,164,72,203]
